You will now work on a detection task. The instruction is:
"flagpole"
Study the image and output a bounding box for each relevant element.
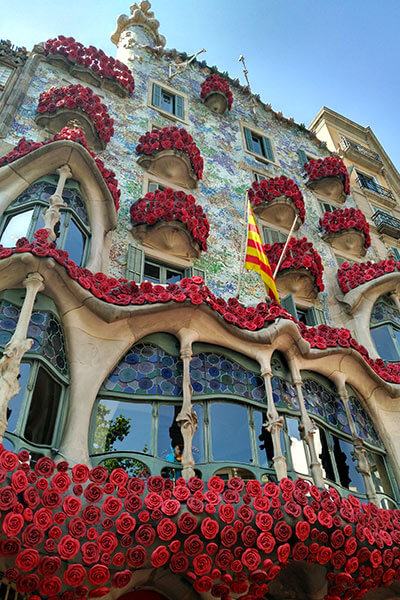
[273,214,298,279]
[236,193,250,299]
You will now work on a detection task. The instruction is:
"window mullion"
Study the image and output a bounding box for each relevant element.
[58,211,70,250]
[18,361,38,436]
[27,205,42,241]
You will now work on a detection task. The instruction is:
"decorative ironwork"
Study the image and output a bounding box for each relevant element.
[0,39,28,66]
[340,135,382,164]
[371,209,400,239]
[357,175,395,201]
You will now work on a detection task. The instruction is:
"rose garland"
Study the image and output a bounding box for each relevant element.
[0,129,120,211]
[304,156,350,196]
[0,230,400,382]
[200,74,233,110]
[338,258,400,294]
[248,176,305,223]
[44,36,135,94]
[37,85,114,144]
[130,188,210,252]
[320,207,371,249]
[264,237,325,292]
[136,127,204,181]
[0,447,398,600]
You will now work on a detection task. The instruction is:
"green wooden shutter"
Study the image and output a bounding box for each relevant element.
[392,247,400,261]
[243,127,253,152]
[261,136,274,162]
[280,293,297,319]
[152,83,162,108]
[305,307,326,326]
[175,94,184,119]
[184,266,206,282]
[297,149,308,167]
[126,243,144,282]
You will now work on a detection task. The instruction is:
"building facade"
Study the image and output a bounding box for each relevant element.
[0,3,400,600]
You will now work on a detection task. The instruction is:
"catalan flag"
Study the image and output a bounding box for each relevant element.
[244,203,280,303]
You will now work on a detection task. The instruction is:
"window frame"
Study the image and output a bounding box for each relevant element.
[148,79,188,124]
[240,122,277,165]
[0,62,15,95]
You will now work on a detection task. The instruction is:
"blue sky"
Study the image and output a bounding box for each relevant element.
[3,0,400,170]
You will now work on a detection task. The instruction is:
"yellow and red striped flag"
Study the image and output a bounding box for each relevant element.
[244,203,280,303]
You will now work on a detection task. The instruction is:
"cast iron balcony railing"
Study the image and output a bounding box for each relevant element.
[371,209,400,239]
[357,174,395,202]
[339,135,382,164]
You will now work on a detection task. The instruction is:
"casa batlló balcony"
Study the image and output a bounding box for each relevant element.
[339,135,382,169]
[357,174,396,203]
[264,237,324,300]
[248,176,305,230]
[320,207,371,257]
[372,209,400,239]
[304,156,350,203]
[136,127,203,189]
[200,73,233,115]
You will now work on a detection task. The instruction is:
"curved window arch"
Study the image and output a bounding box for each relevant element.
[370,294,400,362]
[0,290,68,458]
[0,175,91,266]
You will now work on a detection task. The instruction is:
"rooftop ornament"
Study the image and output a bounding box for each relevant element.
[320,207,371,256]
[0,39,28,66]
[130,188,209,258]
[248,176,305,230]
[304,156,350,203]
[111,0,166,48]
[200,73,233,115]
[136,127,203,189]
[36,85,114,151]
[264,237,324,299]
[43,36,135,97]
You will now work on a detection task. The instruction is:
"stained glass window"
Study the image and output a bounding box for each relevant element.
[190,352,265,401]
[103,342,182,396]
[302,378,350,434]
[271,376,299,410]
[348,396,382,448]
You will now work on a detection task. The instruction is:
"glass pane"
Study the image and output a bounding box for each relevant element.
[371,326,400,361]
[251,134,263,155]
[314,426,335,482]
[161,92,173,114]
[369,452,394,497]
[166,269,182,284]
[7,362,31,434]
[0,210,34,246]
[254,410,281,468]
[62,217,85,265]
[0,65,13,87]
[286,417,308,474]
[101,457,150,479]
[158,404,204,463]
[92,399,152,454]
[144,262,160,283]
[24,367,61,446]
[331,434,365,493]
[210,403,252,463]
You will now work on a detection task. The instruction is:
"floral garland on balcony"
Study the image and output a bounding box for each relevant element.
[37,85,114,144]
[0,448,399,600]
[130,188,210,252]
[1,232,400,382]
[136,127,204,181]
[320,207,371,249]
[248,176,305,223]
[0,129,120,211]
[304,156,351,196]
[264,237,325,292]
[200,74,233,110]
[44,36,135,94]
[337,258,400,293]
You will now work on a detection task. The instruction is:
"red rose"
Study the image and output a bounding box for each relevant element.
[109,468,129,488]
[241,525,257,547]
[172,485,190,501]
[112,570,132,588]
[187,477,204,492]
[127,477,145,495]
[16,574,39,594]
[135,524,155,546]
[192,553,212,576]
[11,470,28,493]
[241,548,261,570]
[0,537,21,556]
[161,498,181,516]
[82,505,102,525]
[277,543,290,563]
[317,546,332,564]
[253,495,270,512]
[169,551,189,573]
[63,494,82,516]
[84,483,104,503]
[41,489,62,509]
[89,466,108,484]
[68,516,86,538]
[147,476,164,493]
[38,556,61,576]
[72,464,89,483]
[115,512,136,535]
[63,564,87,587]
[332,550,346,569]
[151,545,170,568]
[57,535,80,559]
[39,576,62,596]
[177,512,197,534]
[97,531,118,553]
[257,532,276,553]
[345,556,359,574]
[23,487,40,509]
[208,476,225,493]
[2,512,24,536]
[184,534,204,557]
[215,548,233,570]
[22,524,44,548]
[274,521,292,543]
[220,525,237,547]
[125,545,146,568]
[218,503,235,524]
[0,450,19,471]
[0,486,17,510]
[88,564,110,585]
[15,549,40,572]
[125,493,143,513]
[295,521,310,541]
[81,542,100,565]
[255,512,273,532]
[101,495,122,516]
[155,517,176,541]
[51,471,71,493]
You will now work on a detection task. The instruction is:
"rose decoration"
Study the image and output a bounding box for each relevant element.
[44,36,135,94]
[0,450,398,600]
[248,175,305,223]
[136,127,204,180]
[320,207,371,249]
[200,74,233,110]
[130,188,210,252]
[0,129,120,210]
[37,85,114,145]
[264,237,325,292]
[303,156,350,196]
[338,258,399,293]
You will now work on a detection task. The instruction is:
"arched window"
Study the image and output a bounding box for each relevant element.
[0,176,90,266]
[370,294,400,362]
[0,290,68,458]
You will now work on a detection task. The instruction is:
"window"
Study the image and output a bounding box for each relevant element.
[370,295,400,362]
[0,64,14,94]
[148,181,165,193]
[126,242,205,284]
[336,256,357,269]
[0,177,90,266]
[0,293,68,455]
[253,171,268,183]
[391,247,400,261]
[320,201,339,215]
[150,82,185,120]
[243,126,274,162]
[356,171,379,193]
[297,149,316,168]
[280,293,326,326]
[262,226,286,245]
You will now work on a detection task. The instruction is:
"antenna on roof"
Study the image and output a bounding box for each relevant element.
[238,54,258,124]
[168,48,207,80]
